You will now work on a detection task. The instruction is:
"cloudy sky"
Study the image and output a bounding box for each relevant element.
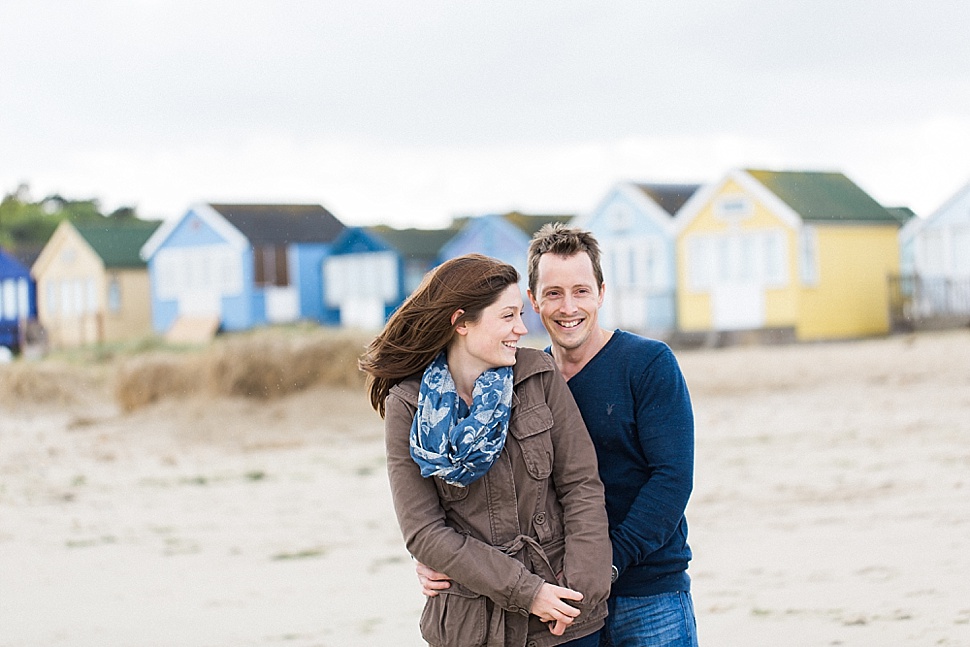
[2,0,968,228]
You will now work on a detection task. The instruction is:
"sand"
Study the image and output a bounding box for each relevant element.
[1,330,969,646]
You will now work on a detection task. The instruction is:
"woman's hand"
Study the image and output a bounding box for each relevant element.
[530,583,584,636]
[415,561,452,597]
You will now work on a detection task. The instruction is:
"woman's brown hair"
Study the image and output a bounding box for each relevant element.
[359,254,520,417]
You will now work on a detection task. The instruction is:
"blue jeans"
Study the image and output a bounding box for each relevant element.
[601,591,698,646]
[562,629,601,647]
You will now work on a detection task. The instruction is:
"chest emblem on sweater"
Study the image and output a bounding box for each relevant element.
[606,403,614,416]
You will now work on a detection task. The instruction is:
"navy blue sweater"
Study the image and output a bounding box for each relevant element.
[564,331,693,597]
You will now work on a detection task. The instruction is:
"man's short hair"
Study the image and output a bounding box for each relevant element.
[527,223,604,296]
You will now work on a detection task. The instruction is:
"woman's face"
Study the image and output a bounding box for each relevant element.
[457,283,529,370]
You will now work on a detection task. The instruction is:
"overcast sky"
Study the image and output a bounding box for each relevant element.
[2,0,969,228]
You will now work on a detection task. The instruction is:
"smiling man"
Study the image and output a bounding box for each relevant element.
[524,223,697,646]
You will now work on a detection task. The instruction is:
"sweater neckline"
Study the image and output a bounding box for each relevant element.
[568,329,625,382]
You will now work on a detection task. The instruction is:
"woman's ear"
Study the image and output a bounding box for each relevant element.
[450,309,465,329]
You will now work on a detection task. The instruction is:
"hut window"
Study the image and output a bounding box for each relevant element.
[108,276,122,313]
[0,278,28,319]
[254,245,289,287]
[85,279,98,314]
[154,246,243,299]
[715,195,753,222]
[763,231,788,286]
[0,279,14,319]
[63,279,82,315]
[606,238,666,290]
[688,236,716,291]
[608,204,634,232]
[324,251,398,307]
[800,227,819,286]
[60,281,76,315]
[919,230,945,276]
[17,279,28,317]
[47,281,58,316]
[953,226,970,275]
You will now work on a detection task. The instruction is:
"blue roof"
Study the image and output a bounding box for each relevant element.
[329,226,394,255]
[0,248,31,279]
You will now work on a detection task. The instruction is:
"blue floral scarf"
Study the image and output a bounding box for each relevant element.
[409,351,514,487]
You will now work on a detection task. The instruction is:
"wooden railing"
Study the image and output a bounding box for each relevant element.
[888,274,970,331]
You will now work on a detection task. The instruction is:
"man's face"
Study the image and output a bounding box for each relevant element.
[529,252,605,352]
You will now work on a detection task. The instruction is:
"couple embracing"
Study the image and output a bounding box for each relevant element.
[360,225,697,647]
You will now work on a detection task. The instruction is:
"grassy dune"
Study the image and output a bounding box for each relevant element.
[0,325,374,413]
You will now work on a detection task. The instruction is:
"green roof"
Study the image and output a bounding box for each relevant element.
[74,220,162,268]
[746,170,901,225]
[503,212,573,236]
[885,206,917,226]
[369,225,459,259]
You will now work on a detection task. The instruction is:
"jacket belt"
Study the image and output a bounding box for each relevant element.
[486,534,558,647]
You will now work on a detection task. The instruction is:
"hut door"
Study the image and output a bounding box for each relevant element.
[710,233,765,330]
[341,297,384,330]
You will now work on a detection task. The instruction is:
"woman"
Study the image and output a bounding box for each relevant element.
[359,254,612,647]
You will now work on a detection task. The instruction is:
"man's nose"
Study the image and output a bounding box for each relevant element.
[560,294,578,313]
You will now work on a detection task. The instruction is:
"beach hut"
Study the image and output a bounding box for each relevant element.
[323,227,398,331]
[323,224,458,330]
[140,203,345,337]
[438,212,571,334]
[0,247,37,353]
[573,182,701,338]
[31,220,161,349]
[675,169,907,342]
[895,181,970,326]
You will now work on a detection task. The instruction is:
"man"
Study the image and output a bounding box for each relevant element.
[418,224,698,646]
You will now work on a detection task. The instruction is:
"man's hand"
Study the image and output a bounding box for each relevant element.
[415,561,452,597]
[530,583,584,636]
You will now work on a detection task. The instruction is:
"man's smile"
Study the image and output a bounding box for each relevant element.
[556,319,583,329]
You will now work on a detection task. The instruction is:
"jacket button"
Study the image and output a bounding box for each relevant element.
[533,512,546,525]
[527,641,538,647]
[519,608,529,617]
[508,605,519,613]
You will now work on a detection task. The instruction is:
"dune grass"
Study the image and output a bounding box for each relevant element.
[0,324,374,412]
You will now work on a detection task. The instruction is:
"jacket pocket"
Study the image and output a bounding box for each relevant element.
[509,403,554,479]
[433,476,470,502]
[419,585,488,647]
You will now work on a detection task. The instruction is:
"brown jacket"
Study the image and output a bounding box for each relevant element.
[385,348,611,647]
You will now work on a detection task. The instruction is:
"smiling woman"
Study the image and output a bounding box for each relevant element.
[359,253,613,647]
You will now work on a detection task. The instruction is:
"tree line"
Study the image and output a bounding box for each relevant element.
[0,183,142,252]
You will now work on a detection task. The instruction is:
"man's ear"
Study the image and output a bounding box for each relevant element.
[597,283,606,308]
[527,289,539,314]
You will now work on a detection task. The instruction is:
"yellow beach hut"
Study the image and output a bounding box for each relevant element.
[674,169,909,342]
[31,219,161,349]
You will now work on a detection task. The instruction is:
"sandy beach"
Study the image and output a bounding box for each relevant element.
[2,329,969,646]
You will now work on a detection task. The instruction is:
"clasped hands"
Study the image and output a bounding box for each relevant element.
[415,562,584,636]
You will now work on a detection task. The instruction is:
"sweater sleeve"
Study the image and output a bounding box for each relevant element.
[383,391,545,613]
[609,347,694,575]
[544,367,613,611]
